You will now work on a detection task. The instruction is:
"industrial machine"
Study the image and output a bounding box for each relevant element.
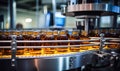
[0,0,120,71]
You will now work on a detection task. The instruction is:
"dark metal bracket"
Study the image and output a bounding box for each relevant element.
[11,35,17,71]
[99,33,105,51]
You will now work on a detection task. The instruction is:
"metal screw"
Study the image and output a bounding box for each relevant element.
[11,64,15,67]
[12,59,15,61]
[12,48,16,51]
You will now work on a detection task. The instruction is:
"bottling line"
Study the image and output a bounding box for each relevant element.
[0,0,120,71]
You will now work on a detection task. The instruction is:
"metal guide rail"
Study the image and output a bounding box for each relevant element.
[0,39,99,48]
[0,44,99,48]
[0,39,99,43]
[0,37,119,43]
[0,37,119,49]
[0,37,119,48]
[90,37,120,44]
[0,35,99,59]
[0,36,119,52]
[0,35,120,71]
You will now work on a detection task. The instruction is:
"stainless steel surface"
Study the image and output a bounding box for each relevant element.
[0,51,95,71]
[0,39,100,48]
[0,43,99,48]
[0,39,99,43]
[91,42,120,45]
[67,3,120,16]
[0,48,119,71]
[105,42,120,45]
[75,15,100,19]
[0,35,120,71]
[1,0,120,71]
[90,37,120,40]
[36,51,94,71]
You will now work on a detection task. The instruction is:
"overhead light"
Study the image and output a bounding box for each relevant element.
[25,18,32,23]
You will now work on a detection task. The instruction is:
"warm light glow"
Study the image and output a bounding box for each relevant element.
[25,18,32,23]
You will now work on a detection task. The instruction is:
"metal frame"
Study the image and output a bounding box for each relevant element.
[0,34,120,71]
[66,3,120,16]
[11,35,17,71]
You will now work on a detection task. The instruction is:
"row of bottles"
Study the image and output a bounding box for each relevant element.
[0,30,96,56]
[88,29,120,38]
[88,29,120,50]
[0,29,120,56]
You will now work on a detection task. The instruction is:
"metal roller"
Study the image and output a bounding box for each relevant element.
[67,3,120,16]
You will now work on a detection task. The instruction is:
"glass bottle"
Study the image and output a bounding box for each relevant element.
[13,31,24,55]
[40,30,46,40]
[23,30,33,55]
[53,30,59,54]
[0,30,2,40]
[3,31,11,55]
[56,30,69,53]
[70,30,80,52]
[88,29,100,50]
[0,31,3,56]
[43,30,55,54]
[53,30,58,40]
[5,30,11,46]
[107,29,119,49]
[88,30,96,37]
[30,31,42,55]
[94,29,99,37]
[15,31,23,45]
[79,30,91,51]
[40,30,46,55]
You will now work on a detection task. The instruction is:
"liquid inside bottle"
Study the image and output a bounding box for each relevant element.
[43,30,55,54]
[56,30,69,53]
[0,31,3,56]
[53,30,58,40]
[70,30,80,52]
[0,31,6,56]
[106,29,119,49]
[14,31,24,55]
[30,31,42,55]
[80,30,90,51]
[3,48,11,55]
[22,31,32,55]
[3,31,11,56]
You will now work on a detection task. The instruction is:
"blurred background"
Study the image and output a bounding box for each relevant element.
[0,0,76,29]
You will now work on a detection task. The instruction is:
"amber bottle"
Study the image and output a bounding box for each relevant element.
[43,30,56,54]
[56,30,69,53]
[70,30,80,52]
[30,31,42,55]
